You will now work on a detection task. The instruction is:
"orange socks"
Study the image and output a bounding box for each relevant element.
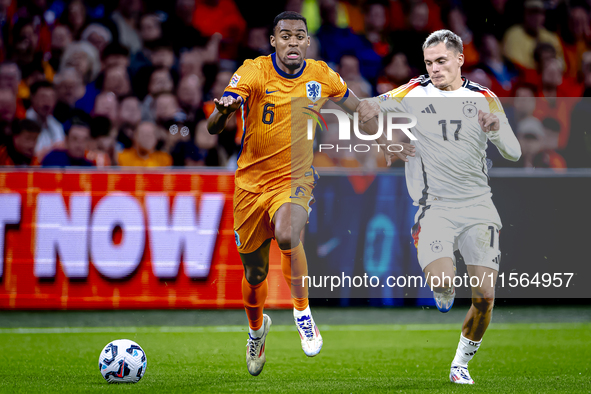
[280,242,309,311]
[242,275,268,331]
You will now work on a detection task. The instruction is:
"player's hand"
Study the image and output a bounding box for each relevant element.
[478,110,499,133]
[384,142,415,165]
[214,95,243,115]
[358,99,380,124]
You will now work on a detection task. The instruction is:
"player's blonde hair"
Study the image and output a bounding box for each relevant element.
[422,29,463,54]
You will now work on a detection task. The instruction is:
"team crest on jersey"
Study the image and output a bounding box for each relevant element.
[431,240,443,253]
[229,74,241,88]
[462,101,477,118]
[306,81,321,102]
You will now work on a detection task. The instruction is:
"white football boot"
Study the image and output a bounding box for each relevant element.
[246,314,272,376]
[294,307,323,357]
[450,365,475,384]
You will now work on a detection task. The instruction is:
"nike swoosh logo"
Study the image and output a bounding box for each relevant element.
[266,89,278,94]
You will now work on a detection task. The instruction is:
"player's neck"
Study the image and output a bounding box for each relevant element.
[438,77,463,92]
[276,59,304,76]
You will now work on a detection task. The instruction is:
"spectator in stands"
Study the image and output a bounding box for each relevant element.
[563,51,591,168]
[446,7,479,68]
[514,116,545,168]
[101,43,130,72]
[0,88,16,145]
[195,118,226,166]
[117,95,142,149]
[26,81,65,159]
[338,54,371,97]
[42,120,94,167]
[532,117,566,169]
[534,58,579,148]
[510,83,537,126]
[141,68,174,121]
[376,51,411,95]
[503,0,565,71]
[53,68,86,125]
[48,25,73,76]
[316,0,381,83]
[390,2,431,73]
[59,41,101,85]
[111,0,143,54]
[0,62,26,119]
[87,116,115,166]
[93,91,119,127]
[118,121,172,167]
[236,26,272,66]
[9,18,40,72]
[191,0,246,59]
[163,0,209,56]
[177,74,204,124]
[363,2,390,58]
[140,13,162,47]
[60,0,89,40]
[476,34,519,96]
[81,24,113,56]
[0,119,41,166]
[102,65,131,99]
[560,3,591,80]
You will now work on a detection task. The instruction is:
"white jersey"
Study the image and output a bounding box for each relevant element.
[370,75,521,206]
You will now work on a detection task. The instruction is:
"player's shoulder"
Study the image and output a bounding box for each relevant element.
[461,78,499,98]
[238,55,273,72]
[378,74,431,100]
[305,59,341,79]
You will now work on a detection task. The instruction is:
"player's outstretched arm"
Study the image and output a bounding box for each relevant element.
[207,95,243,135]
[478,109,521,161]
[357,98,415,165]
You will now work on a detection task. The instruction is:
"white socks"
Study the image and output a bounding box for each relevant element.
[249,323,265,339]
[293,305,311,319]
[452,333,482,367]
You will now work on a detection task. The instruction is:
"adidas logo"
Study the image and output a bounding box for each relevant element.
[421,104,437,114]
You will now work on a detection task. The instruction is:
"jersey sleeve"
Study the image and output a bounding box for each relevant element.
[222,60,260,102]
[485,95,522,162]
[325,66,349,103]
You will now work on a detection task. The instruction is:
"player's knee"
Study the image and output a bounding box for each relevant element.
[244,267,268,285]
[472,291,495,313]
[275,226,299,249]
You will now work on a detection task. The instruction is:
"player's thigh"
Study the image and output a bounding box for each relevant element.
[412,206,457,273]
[233,186,274,255]
[269,183,315,243]
[423,257,455,288]
[239,238,272,285]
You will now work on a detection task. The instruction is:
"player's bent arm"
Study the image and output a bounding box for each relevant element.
[207,107,232,135]
[207,95,243,135]
[334,89,360,114]
[488,124,522,161]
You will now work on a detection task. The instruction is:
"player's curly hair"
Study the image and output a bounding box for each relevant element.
[272,11,307,34]
[422,29,463,54]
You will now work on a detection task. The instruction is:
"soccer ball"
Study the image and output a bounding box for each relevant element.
[98,339,147,383]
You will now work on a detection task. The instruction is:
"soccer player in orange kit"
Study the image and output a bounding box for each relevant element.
[207,11,365,376]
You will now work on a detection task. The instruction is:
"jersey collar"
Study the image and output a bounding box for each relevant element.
[271,52,306,79]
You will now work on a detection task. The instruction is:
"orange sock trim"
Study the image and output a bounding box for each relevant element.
[242,275,268,331]
[280,242,309,311]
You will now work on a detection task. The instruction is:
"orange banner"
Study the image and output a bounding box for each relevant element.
[0,170,291,309]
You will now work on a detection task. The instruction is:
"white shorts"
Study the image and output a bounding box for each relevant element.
[411,197,502,271]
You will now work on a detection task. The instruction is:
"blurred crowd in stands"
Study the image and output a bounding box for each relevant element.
[0,0,590,170]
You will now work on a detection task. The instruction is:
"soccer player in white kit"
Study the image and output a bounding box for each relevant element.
[358,30,521,384]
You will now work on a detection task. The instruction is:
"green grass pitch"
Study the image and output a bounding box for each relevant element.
[0,321,590,393]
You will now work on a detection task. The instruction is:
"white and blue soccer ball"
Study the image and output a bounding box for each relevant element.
[98,339,147,383]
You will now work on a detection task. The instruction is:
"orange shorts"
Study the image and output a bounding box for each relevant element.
[233,169,318,254]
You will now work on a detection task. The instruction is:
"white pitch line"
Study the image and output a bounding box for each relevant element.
[0,322,588,335]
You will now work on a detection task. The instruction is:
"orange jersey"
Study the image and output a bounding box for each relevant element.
[223,53,349,193]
